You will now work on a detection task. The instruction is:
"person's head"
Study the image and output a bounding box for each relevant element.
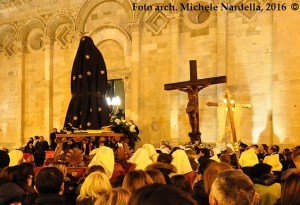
[226,144,234,154]
[170,174,192,194]
[122,170,154,193]
[203,162,233,194]
[146,169,166,184]
[260,144,268,152]
[283,148,292,160]
[0,165,30,189]
[268,145,277,154]
[281,169,300,205]
[78,171,112,200]
[251,163,272,179]
[26,141,33,148]
[8,150,23,166]
[209,169,256,205]
[196,147,211,157]
[34,167,64,194]
[0,150,10,168]
[94,188,131,205]
[88,146,115,178]
[157,153,173,164]
[53,128,57,132]
[171,149,193,175]
[128,183,197,205]
[197,158,216,176]
[23,153,34,163]
[39,136,44,141]
[17,163,34,189]
[292,146,300,168]
[251,145,259,154]
[48,161,68,177]
[219,153,230,164]
[84,165,106,177]
[0,183,25,205]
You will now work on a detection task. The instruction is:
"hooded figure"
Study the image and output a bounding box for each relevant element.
[8,150,23,167]
[88,146,114,179]
[128,148,153,170]
[64,36,110,130]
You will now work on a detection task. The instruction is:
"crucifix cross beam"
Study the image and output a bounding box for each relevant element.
[164,60,226,143]
[164,60,226,90]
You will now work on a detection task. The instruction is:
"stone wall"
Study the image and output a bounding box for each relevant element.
[0,0,300,149]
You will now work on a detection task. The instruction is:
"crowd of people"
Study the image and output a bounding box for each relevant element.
[1,137,300,205]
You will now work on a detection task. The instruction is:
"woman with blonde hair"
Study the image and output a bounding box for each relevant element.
[203,162,233,194]
[122,170,154,193]
[94,188,130,205]
[76,172,112,205]
[280,169,300,205]
[145,169,166,184]
[192,162,232,205]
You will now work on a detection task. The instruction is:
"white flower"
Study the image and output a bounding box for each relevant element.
[130,125,136,133]
[115,119,121,125]
[121,120,126,123]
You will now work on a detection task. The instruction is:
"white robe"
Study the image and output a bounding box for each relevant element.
[88,146,115,179]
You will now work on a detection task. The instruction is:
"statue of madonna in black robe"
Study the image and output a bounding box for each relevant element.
[64,36,110,130]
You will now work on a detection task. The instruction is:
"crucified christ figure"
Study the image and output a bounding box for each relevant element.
[178,83,210,134]
[164,60,226,143]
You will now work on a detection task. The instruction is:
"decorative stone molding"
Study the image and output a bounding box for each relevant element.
[182,0,213,30]
[46,13,75,48]
[128,20,142,32]
[26,28,45,52]
[3,36,17,58]
[0,24,18,58]
[76,0,133,32]
[90,23,132,58]
[145,10,168,35]
[234,0,265,21]
[166,12,182,25]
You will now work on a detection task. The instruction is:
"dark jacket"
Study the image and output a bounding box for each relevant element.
[33,194,67,205]
[146,162,177,184]
[192,180,209,205]
[76,197,93,205]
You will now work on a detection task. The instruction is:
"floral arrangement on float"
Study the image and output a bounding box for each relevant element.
[110,116,140,149]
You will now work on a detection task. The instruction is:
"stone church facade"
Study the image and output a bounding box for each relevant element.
[0,0,299,149]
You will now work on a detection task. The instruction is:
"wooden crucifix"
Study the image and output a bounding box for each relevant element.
[207,89,251,147]
[164,60,226,143]
[207,89,251,169]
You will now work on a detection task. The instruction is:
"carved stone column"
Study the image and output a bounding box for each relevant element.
[216,7,228,99]
[42,36,54,141]
[128,20,141,124]
[15,41,25,146]
[167,13,181,145]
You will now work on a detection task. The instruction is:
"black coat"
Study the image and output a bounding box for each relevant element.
[33,194,67,205]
